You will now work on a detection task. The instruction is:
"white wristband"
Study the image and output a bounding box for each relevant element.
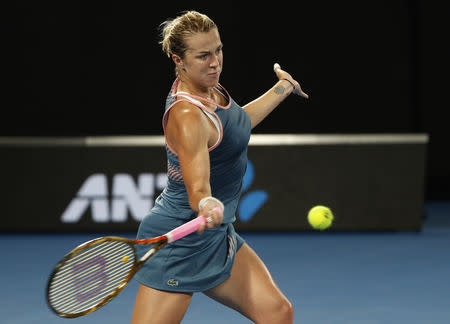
[198,196,224,212]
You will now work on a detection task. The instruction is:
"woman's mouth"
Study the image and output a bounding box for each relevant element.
[208,71,220,78]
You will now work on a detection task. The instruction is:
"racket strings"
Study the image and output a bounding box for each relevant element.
[48,240,135,315]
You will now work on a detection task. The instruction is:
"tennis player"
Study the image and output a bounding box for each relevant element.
[131,11,308,324]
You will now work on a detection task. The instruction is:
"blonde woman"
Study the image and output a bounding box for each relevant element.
[132,10,308,324]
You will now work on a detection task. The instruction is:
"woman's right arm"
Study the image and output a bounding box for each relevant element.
[165,102,224,232]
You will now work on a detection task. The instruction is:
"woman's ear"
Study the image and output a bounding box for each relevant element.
[172,54,185,71]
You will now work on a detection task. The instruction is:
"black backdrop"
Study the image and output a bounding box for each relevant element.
[1,1,449,199]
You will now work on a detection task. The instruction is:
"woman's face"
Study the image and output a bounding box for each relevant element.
[177,28,223,89]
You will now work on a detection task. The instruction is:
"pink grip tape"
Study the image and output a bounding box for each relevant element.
[165,207,223,243]
[166,216,206,243]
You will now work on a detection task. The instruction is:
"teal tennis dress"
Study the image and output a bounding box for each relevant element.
[134,78,251,292]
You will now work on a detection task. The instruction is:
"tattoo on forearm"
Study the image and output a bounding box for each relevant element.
[274,85,285,95]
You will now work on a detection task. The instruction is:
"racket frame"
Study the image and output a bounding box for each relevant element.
[46,236,167,318]
[46,215,207,318]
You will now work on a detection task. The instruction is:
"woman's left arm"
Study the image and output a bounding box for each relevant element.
[243,63,309,129]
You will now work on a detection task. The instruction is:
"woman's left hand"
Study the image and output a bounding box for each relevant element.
[274,63,309,99]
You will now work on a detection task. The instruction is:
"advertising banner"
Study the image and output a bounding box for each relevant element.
[0,135,428,232]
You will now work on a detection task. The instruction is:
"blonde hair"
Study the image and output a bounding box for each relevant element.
[159,11,217,59]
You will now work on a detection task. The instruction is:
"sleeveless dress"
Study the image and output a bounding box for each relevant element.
[134,78,251,292]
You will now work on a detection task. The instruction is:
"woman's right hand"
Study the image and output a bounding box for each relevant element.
[197,199,224,234]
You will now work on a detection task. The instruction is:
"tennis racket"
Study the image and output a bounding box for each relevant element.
[46,214,209,318]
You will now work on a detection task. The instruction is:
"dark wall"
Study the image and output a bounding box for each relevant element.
[416,2,450,199]
[1,1,449,199]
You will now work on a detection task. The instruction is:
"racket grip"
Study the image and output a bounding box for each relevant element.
[166,216,206,243]
[165,207,223,243]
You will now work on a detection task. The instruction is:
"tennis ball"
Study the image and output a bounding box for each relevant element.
[307,205,333,230]
[122,256,129,263]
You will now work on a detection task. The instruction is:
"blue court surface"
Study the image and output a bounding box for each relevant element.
[1,201,449,323]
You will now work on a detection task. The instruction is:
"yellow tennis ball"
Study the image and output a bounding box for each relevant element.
[122,256,129,263]
[307,205,334,230]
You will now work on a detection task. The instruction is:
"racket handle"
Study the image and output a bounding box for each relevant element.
[166,207,223,243]
[166,216,206,243]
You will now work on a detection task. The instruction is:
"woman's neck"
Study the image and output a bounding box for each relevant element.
[178,78,214,100]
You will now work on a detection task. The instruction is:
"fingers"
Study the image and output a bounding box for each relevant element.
[298,89,309,99]
[204,206,223,229]
[274,62,281,72]
[197,219,206,235]
[294,84,309,99]
[197,206,223,234]
[275,62,309,99]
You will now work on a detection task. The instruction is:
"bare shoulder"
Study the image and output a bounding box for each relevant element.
[168,100,208,128]
[166,101,212,152]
